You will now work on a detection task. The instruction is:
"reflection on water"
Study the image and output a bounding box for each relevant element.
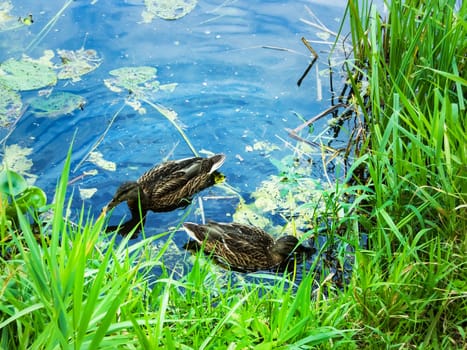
[1,0,351,283]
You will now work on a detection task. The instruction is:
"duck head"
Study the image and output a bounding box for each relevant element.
[101,181,142,215]
[272,235,299,257]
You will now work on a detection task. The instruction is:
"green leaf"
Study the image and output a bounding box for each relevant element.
[0,169,28,196]
[15,186,47,210]
[0,84,23,127]
[56,48,102,82]
[142,0,197,22]
[29,91,86,117]
[0,58,57,91]
[104,66,158,94]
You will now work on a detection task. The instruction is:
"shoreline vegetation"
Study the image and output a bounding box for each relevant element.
[1,0,466,348]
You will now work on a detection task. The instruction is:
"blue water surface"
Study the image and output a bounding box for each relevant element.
[1,0,350,276]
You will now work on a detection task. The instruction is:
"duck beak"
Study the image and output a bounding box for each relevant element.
[97,204,109,220]
[97,209,106,221]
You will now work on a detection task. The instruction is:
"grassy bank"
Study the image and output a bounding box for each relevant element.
[1,0,466,348]
[344,0,467,347]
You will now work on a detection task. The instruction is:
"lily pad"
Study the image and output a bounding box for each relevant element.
[104,66,158,93]
[104,66,177,112]
[0,85,23,127]
[142,0,197,22]
[0,57,57,91]
[23,50,55,68]
[29,91,86,117]
[56,48,102,82]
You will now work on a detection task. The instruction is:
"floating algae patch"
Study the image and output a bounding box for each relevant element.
[233,154,329,234]
[142,0,197,22]
[29,91,85,117]
[245,141,281,154]
[104,66,177,113]
[0,86,23,127]
[87,151,116,171]
[104,66,159,93]
[0,144,36,185]
[79,187,98,200]
[0,57,57,91]
[104,66,177,95]
[56,48,102,82]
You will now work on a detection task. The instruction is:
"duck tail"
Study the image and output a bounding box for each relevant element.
[183,222,205,243]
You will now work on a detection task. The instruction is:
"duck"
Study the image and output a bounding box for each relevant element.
[101,154,226,238]
[182,221,312,272]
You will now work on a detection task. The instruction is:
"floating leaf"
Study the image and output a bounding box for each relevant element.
[104,66,158,93]
[142,0,197,22]
[0,57,57,91]
[79,187,97,200]
[56,48,102,82]
[245,141,281,154]
[29,91,86,117]
[233,150,331,232]
[0,169,28,196]
[87,151,116,171]
[233,201,275,231]
[23,50,55,68]
[0,85,23,127]
[16,186,47,210]
[104,66,177,112]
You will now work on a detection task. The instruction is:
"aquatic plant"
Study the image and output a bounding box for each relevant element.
[0,57,57,91]
[28,91,86,118]
[142,0,198,22]
[0,87,23,128]
[0,168,46,244]
[104,65,197,155]
[0,0,465,348]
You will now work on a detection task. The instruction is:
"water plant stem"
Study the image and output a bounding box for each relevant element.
[72,101,126,173]
[141,98,198,157]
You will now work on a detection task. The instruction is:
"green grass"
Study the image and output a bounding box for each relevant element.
[1,0,466,348]
[341,0,467,347]
[0,147,356,348]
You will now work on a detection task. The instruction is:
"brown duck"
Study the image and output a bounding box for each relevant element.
[182,221,309,272]
[102,154,226,238]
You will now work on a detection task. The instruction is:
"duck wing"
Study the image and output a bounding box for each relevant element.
[183,222,277,271]
[138,155,225,211]
[137,157,196,185]
[211,222,274,246]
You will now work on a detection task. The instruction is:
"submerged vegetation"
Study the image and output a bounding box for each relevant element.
[1,0,466,348]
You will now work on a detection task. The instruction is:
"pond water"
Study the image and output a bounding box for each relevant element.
[1,0,352,281]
